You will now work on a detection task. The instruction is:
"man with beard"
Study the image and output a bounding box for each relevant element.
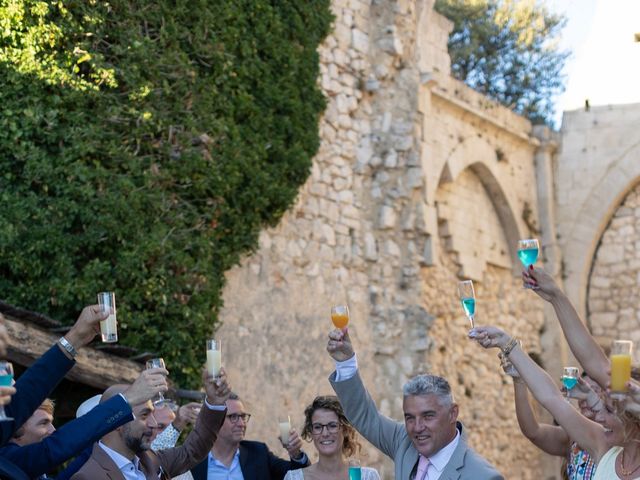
[190,393,309,480]
[71,368,231,480]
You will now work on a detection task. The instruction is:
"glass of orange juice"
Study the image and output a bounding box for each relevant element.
[331,305,349,329]
[610,340,633,397]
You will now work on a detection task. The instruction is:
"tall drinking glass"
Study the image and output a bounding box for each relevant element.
[457,280,476,330]
[0,362,14,422]
[517,239,539,268]
[610,340,633,396]
[278,415,291,446]
[206,339,222,378]
[349,459,362,480]
[331,305,349,329]
[146,358,170,407]
[562,367,579,396]
[97,291,118,343]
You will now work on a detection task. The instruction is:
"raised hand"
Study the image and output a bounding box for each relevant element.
[469,325,512,350]
[65,304,110,349]
[522,266,562,302]
[499,352,520,378]
[204,367,231,405]
[0,386,16,407]
[326,328,354,362]
[282,428,304,459]
[123,367,169,406]
[173,402,202,430]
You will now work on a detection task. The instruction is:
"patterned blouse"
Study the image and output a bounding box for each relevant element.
[567,442,597,480]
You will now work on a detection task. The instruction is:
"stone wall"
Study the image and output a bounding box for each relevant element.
[216,1,558,478]
[588,184,640,356]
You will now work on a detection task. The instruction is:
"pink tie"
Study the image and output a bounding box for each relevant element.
[416,455,430,480]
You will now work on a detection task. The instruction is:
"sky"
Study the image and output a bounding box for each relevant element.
[549,0,640,124]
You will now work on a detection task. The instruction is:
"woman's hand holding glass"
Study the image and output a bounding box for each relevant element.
[522,267,562,302]
[469,325,512,351]
[281,427,303,459]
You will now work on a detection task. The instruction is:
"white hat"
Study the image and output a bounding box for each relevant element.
[76,394,102,418]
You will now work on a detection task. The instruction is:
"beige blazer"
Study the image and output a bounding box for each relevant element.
[330,371,504,480]
[71,405,225,480]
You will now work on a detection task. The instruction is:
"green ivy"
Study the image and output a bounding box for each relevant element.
[0,0,332,387]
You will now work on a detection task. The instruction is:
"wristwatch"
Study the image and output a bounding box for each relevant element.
[58,336,78,359]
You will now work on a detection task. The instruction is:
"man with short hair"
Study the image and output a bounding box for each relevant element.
[0,368,167,478]
[71,368,231,479]
[327,328,503,479]
[190,393,309,480]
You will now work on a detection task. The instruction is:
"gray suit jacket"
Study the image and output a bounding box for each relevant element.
[330,371,503,480]
[71,405,225,480]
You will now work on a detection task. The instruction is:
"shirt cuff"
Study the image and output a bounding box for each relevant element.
[334,355,358,382]
[292,451,308,464]
[204,397,227,411]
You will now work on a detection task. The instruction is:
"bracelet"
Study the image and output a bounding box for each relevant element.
[58,336,78,359]
[501,337,520,357]
[587,397,603,412]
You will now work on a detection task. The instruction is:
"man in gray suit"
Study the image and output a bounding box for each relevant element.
[327,329,503,480]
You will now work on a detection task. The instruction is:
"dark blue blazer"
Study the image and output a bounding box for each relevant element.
[190,440,309,480]
[0,344,75,447]
[0,394,133,478]
[0,457,29,480]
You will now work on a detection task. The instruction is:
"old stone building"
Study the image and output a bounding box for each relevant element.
[214,1,639,478]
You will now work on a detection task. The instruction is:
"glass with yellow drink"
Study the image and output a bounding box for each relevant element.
[331,305,349,329]
[610,340,633,396]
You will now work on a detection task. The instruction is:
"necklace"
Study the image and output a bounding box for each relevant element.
[620,448,640,477]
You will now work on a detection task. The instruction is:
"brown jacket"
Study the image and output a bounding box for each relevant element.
[71,405,225,480]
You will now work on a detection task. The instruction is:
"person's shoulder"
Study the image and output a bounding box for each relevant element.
[240,440,269,451]
[462,448,502,477]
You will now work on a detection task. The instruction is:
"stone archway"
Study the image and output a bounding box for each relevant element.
[433,135,523,279]
[587,180,640,352]
[561,141,640,320]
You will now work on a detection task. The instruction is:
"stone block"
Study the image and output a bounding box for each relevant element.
[378,205,397,229]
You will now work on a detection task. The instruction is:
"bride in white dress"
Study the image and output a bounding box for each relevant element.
[284,396,380,480]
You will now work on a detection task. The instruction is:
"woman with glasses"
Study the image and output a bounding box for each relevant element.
[284,395,380,480]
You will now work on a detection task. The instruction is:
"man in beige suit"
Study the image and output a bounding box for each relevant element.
[72,368,231,480]
[327,329,503,480]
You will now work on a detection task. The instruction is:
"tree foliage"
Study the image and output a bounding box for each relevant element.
[0,0,332,387]
[434,0,568,125]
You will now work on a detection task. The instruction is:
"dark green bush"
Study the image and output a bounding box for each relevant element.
[0,0,332,387]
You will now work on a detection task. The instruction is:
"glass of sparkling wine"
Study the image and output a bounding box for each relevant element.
[610,340,633,397]
[457,280,476,330]
[0,362,14,422]
[97,291,118,343]
[562,367,579,396]
[146,358,169,407]
[349,459,362,480]
[331,305,349,329]
[517,239,539,268]
[206,339,222,378]
[278,415,291,446]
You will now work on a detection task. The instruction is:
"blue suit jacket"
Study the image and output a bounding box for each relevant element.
[190,440,308,480]
[0,394,133,477]
[0,344,75,447]
[0,457,29,480]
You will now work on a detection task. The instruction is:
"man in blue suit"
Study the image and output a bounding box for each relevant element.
[190,393,309,480]
[0,305,112,479]
[0,368,168,478]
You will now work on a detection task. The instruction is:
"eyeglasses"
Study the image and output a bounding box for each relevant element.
[311,421,340,435]
[226,413,251,424]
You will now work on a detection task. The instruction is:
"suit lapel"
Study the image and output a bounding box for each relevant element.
[139,451,167,479]
[438,423,465,480]
[190,457,208,480]
[239,442,256,479]
[91,443,126,480]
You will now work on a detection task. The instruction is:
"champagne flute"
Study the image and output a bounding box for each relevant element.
[146,358,171,407]
[457,280,476,331]
[278,415,291,446]
[517,239,539,268]
[562,367,579,396]
[349,459,362,480]
[206,339,222,378]
[0,361,14,422]
[97,291,118,343]
[331,305,349,329]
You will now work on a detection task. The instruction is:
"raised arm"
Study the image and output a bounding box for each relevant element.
[524,268,609,389]
[471,326,609,462]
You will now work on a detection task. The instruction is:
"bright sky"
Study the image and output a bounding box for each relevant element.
[550,0,640,123]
